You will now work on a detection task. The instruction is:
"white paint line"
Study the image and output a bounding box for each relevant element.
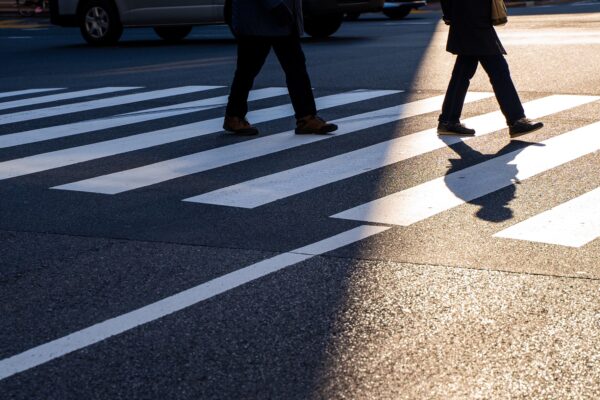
[186,95,597,208]
[0,88,63,100]
[0,86,220,126]
[494,187,600,248]
[0,90,396,180]
[54,92,491,195]
[0,87,138,113]
[333,120,600,226]
[0,225,389,381]
[0,87,288,149]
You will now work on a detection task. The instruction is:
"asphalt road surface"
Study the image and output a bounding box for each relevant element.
[1,2,600,399]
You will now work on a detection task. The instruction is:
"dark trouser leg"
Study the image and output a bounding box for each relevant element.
[479,54,526,125]
[226,36,272,118]
[439,55,479,123]
[272,35,317,119]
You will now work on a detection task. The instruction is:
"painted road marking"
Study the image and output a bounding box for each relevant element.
[494,187,600,248]
[0,87,288,148]
[185,95,598,208]
[0,86,220,126]
[0,87,138,113]
[53,92,492,195]
[0,88,63,99]
[0,90,396,180]
[332,121,600,226]
[0,225,389,381]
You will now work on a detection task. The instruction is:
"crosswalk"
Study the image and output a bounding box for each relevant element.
[1,86,600,249]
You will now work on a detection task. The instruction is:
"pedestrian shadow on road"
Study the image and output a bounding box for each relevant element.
[441,138,545,223]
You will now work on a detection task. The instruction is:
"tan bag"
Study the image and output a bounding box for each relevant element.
[491,0,508,26]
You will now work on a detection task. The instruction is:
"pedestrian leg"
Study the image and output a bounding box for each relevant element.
[479,55,525,125]
[439,55,479,123]
[226,36,272,118]
[272,35,317,119]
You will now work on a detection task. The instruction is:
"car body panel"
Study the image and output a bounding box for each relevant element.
[118,0,221,25]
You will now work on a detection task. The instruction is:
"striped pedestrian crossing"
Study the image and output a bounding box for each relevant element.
[0,89,395,180]
[332,121,600,226]
[0,87,138,112]
[0,87,287,148]
[54,92,491,194]
[183,95,598,208]
[1,86,599,250]
[0,86,220,126]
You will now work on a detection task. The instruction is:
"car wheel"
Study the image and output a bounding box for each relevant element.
[383,7,412,20]
[154,26,193,42]
[304,13,343,38]
[78,0,123,46]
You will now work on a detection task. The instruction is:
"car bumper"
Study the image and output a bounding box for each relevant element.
[305,0,385,14]
[384,0,427,8]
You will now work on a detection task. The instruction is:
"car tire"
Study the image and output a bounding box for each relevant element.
[78,0,123,46]
[154,26,193,42]
[304,13,343,38]
[383,7,412,20]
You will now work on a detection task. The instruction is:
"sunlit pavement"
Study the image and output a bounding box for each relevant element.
[1,3,600,399]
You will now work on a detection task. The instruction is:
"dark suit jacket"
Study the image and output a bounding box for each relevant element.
[231,0,304,37]
[441,0,506,55]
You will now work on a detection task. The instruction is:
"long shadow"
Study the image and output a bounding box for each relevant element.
[444,139,544,222]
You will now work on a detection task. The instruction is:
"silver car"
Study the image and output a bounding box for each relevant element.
[49,0,384,45]
[50,0,225,45]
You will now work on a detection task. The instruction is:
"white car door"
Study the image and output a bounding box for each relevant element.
[119,0,220,26]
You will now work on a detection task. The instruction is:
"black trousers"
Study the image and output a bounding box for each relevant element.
[226,35,317,119]
[439,54,526,125]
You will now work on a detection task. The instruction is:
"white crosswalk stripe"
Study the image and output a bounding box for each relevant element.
[0,86,221,126]
[0,90,395,181]
[494,187,600,248]
[184,95,599,208]
[0,88,64,100]
[0,224,388,381]
[332,121,600,226]
[54,92,490,194]
[0,87,288,149]
[0,87,138,113]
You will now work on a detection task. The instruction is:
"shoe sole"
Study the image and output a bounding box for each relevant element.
[437,129,476,137]
[509,124,544,138]
[295,125,338,135]
[223,127,259,136]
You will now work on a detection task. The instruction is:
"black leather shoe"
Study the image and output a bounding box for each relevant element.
[437,121,476,136]
[509,118,544,138]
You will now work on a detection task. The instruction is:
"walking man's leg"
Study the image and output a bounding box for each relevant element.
[479,55,543,138]
[224,36,271,135]
[438,55,479,136]
[479,55,524,124]
[272,35,338,135]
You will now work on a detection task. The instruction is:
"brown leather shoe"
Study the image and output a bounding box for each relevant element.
[223,116,259,136]
[295,115,338,135]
